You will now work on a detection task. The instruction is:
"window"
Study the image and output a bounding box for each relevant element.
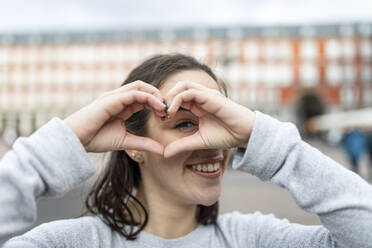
[360,39,372,61]
[300,62,319,87]
[300,40,318,60]
[326,63,342,86]
[242,41,259,61]
[325,39,341,60]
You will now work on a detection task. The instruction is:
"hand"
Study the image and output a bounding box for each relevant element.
[64,81,166,153]
[163,81,255,158]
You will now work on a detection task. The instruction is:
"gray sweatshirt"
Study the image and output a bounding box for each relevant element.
[1,111,372,248]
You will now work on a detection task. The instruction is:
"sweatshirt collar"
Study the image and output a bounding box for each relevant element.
[137,224,210,247]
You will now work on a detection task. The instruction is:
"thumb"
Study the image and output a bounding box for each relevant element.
[164,133,205,158]
[123,133,164,155]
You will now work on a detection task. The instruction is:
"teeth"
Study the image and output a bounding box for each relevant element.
[190,162,221,173]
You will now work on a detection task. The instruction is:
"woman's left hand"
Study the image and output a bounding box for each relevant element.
[163,81,255,158]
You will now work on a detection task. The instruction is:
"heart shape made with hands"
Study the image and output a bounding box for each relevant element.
[66,80,253,155]
[123,104,233,158]
[122,93,248,158]
[159,107,236,158]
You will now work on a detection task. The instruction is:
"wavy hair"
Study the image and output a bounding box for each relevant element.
[85,54,227,240]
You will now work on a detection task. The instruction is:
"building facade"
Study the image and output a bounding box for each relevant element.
[0,23,372,148]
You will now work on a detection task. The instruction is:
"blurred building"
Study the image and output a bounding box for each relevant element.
[0,23,372,150]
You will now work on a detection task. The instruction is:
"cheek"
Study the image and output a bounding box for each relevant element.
[143,152,191,180]
[142,153,222,206]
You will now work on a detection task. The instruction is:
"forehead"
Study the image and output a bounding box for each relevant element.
[159,70,219,95]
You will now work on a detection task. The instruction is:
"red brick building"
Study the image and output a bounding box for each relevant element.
[0,23,371,144]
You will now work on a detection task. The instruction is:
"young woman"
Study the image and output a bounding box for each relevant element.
[1,54,371,247]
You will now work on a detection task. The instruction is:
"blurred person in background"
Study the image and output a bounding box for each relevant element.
[366,129,372,180]
[0,54,372,248]
[295,92,325,139]
[342,128,366,174]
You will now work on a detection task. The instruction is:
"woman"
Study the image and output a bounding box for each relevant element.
[1,54,371,247]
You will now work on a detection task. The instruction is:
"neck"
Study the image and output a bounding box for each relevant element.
[136,186,198,239]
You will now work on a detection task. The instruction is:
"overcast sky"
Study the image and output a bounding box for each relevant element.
[1,0,372,33]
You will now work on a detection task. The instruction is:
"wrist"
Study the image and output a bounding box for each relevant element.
[238,109,255,148]
[63,116,86,148]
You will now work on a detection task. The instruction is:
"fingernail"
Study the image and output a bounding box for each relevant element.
[162,100,170,117]
[164,105,169,115]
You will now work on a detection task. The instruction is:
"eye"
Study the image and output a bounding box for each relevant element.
[174,120,198,131]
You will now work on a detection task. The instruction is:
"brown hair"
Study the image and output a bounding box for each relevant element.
[85,54,227,240]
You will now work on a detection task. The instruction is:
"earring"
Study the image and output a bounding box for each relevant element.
[129,152,143,163]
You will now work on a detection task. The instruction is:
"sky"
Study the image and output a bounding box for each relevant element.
[0,0,372,33]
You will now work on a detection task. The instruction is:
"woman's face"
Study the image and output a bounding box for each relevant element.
[139,70,230,207]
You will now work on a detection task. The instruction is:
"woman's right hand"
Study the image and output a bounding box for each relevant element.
[63,81,166,154]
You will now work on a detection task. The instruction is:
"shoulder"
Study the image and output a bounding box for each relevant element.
[216,211,292,246]
[4,216,115,248]
[217,211,327,247]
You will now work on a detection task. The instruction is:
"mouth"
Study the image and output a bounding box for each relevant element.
[186,160,223,179]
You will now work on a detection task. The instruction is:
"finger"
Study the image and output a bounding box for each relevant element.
[121,91,166,112]
[101,91,166,119]
[168,89,224,118]
[180,101,192,110]
[123,132,164,155]
[102,80,164,102]
[164,133,205,158]
[116,103,144,120]
[125,81,163,99]
[165,81,209,106]
[154,110,167,118]
[185,102,207,117]
[167,89,203,116]
[116,101,165,124]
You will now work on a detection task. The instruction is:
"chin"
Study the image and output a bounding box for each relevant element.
[199,198,219,207]
[194,186,221,206]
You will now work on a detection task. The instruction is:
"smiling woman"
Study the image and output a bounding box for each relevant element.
[85,54,229,239]
[1,54,372,248]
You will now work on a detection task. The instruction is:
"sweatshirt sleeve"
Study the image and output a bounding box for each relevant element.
[0,117,96,244]
[232,111,372,248]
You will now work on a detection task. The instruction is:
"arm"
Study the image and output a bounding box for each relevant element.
[0,118,96,244]
[232,111,372,248]
[161,81,372,247]
[0,81,166,246]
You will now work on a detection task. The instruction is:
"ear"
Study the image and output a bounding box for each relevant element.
[125,150,144,164]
